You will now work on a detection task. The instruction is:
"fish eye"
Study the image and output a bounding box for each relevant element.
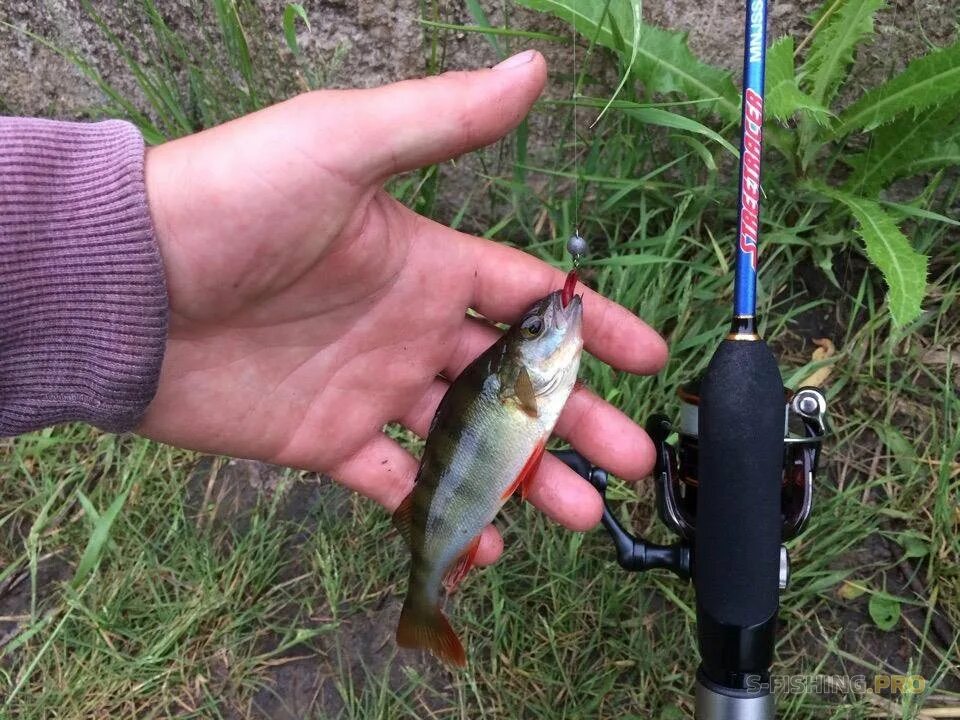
[521,316,544,338]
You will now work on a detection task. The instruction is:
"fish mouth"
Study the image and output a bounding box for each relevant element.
[547,290,583,331]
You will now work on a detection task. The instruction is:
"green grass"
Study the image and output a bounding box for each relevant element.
[1,1,958,718]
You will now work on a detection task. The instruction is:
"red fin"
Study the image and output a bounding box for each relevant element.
[501,440,546,502]
[442,535,481,594]
[392,490,414,545]
[396,598,466,667]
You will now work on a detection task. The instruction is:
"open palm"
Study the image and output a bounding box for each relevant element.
[139,51,667,564]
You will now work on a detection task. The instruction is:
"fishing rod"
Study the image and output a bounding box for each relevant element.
[556,0,828,717]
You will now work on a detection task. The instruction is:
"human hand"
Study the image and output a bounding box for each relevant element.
[140,50,668,565]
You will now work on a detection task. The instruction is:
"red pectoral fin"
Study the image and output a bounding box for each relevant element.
[442,535,482,594]
[500,440,546,502]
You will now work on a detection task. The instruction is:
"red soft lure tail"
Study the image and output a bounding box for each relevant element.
[561,269,578,308]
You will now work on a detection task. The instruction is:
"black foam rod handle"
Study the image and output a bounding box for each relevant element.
[695,338,785,684]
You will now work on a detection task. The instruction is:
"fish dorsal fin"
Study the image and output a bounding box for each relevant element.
[392,489,415,546]
[514,367,539,418]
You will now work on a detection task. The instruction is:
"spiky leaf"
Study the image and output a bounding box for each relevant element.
[818,188,927,325]
[835,40,960,135]
[898,137,960,177]
[766,36,831,122]
[801,0,885,106]
[844,104,960,193]
[515,0,739,120]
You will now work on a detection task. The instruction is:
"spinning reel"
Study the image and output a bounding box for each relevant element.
[561,383,827,573]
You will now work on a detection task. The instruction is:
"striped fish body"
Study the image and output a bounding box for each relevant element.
[394,289,583,666]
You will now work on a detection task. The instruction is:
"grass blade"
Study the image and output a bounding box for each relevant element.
[71,477,135,588]
[622,106,738,157]
[417,20,564,42]
[282,3,310,55]
[465,0,503,58]
[591,0,641,127]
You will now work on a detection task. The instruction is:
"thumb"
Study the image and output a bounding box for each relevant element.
[318,50,547,182]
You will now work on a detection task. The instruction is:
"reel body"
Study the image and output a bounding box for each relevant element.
[558,383,827,576]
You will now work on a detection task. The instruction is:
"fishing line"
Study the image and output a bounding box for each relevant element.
[560,1,586,310]
[567,1,586,273]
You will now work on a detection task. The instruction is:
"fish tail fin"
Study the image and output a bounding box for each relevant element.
[396,594,466,667]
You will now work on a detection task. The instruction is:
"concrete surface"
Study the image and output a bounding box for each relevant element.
[2,1,957,119]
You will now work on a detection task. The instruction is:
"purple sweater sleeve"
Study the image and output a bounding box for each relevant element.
[0,117,168,435]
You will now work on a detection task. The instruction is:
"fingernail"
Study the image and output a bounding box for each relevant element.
[492,49,537,71]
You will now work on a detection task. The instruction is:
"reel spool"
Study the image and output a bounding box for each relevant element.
[651,383,828,545]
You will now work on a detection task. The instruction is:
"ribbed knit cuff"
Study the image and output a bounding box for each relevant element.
[0,117,168,435]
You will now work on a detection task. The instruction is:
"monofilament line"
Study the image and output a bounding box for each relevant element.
[571,1,579,241]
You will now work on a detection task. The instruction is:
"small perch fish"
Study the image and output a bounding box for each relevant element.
[394,282,584,666]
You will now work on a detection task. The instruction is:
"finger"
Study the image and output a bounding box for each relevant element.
[475,525,504,566]
[400,377,603,532]
[399,377,451,439]
[529,453,603,531]
[435,318,656,481]
[323,50,547,182]
[327,433,420,512]
[554,386,655,482]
